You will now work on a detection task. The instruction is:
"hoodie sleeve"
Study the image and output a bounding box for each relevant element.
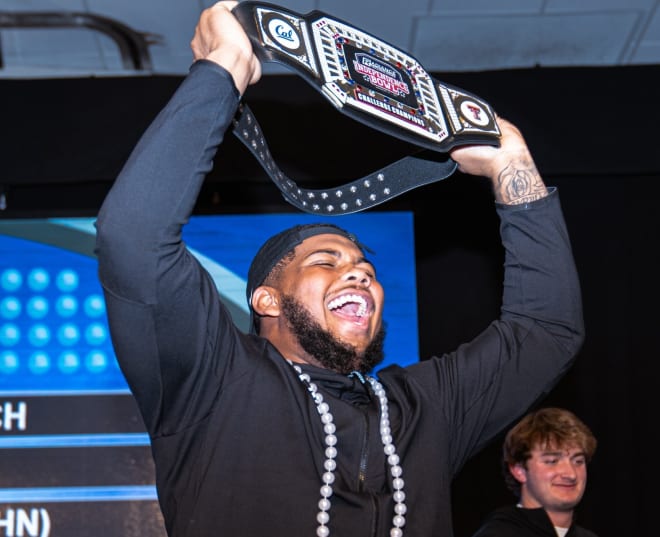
[407,189,585,471]
[94,60,243,434]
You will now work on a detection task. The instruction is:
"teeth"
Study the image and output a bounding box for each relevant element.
[328,294,368,317]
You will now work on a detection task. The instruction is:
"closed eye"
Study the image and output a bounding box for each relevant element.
[309,256,336,267]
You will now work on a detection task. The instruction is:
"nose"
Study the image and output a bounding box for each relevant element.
[558,459,578,481]
[342,266,371,287]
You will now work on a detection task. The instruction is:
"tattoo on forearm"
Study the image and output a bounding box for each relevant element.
[495,159,547,204]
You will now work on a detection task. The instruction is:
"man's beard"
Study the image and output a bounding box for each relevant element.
[280,295,386,374]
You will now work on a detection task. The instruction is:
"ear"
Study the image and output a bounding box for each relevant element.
[509,463,527,484]
[251,285,281,318]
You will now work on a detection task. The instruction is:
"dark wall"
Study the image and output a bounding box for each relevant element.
[2,64,658,215]
[2,64,659,536]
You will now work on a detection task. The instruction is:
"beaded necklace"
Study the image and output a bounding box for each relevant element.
[288,361,407,536]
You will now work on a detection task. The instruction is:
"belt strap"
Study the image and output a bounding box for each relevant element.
[231,1,500,214]
[233,102,457,215]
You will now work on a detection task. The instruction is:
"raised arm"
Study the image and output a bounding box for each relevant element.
[96,1,261,303]
[406,117,584,470]
[94,1,261,431]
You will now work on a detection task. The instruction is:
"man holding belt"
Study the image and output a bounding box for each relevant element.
[95,2,585,536]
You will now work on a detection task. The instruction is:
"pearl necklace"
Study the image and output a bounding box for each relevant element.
[288,361,407,537]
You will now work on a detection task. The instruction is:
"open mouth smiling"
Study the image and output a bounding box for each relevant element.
[327,293,369,319]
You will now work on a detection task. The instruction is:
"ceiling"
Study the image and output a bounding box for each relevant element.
[1,0,659,78]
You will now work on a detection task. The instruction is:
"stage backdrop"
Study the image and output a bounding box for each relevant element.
[0,210,419,537]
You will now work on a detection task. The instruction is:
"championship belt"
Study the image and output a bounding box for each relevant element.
[231,1,500,215]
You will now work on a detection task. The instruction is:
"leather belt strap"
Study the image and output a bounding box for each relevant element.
[231,1,500,214]
[233,102,457,215]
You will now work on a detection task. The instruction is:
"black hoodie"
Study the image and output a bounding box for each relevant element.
[473,506,598,537]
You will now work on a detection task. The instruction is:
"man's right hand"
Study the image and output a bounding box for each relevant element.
[190,0,262,95]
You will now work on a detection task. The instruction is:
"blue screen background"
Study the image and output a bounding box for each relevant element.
[0,211,419,394]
